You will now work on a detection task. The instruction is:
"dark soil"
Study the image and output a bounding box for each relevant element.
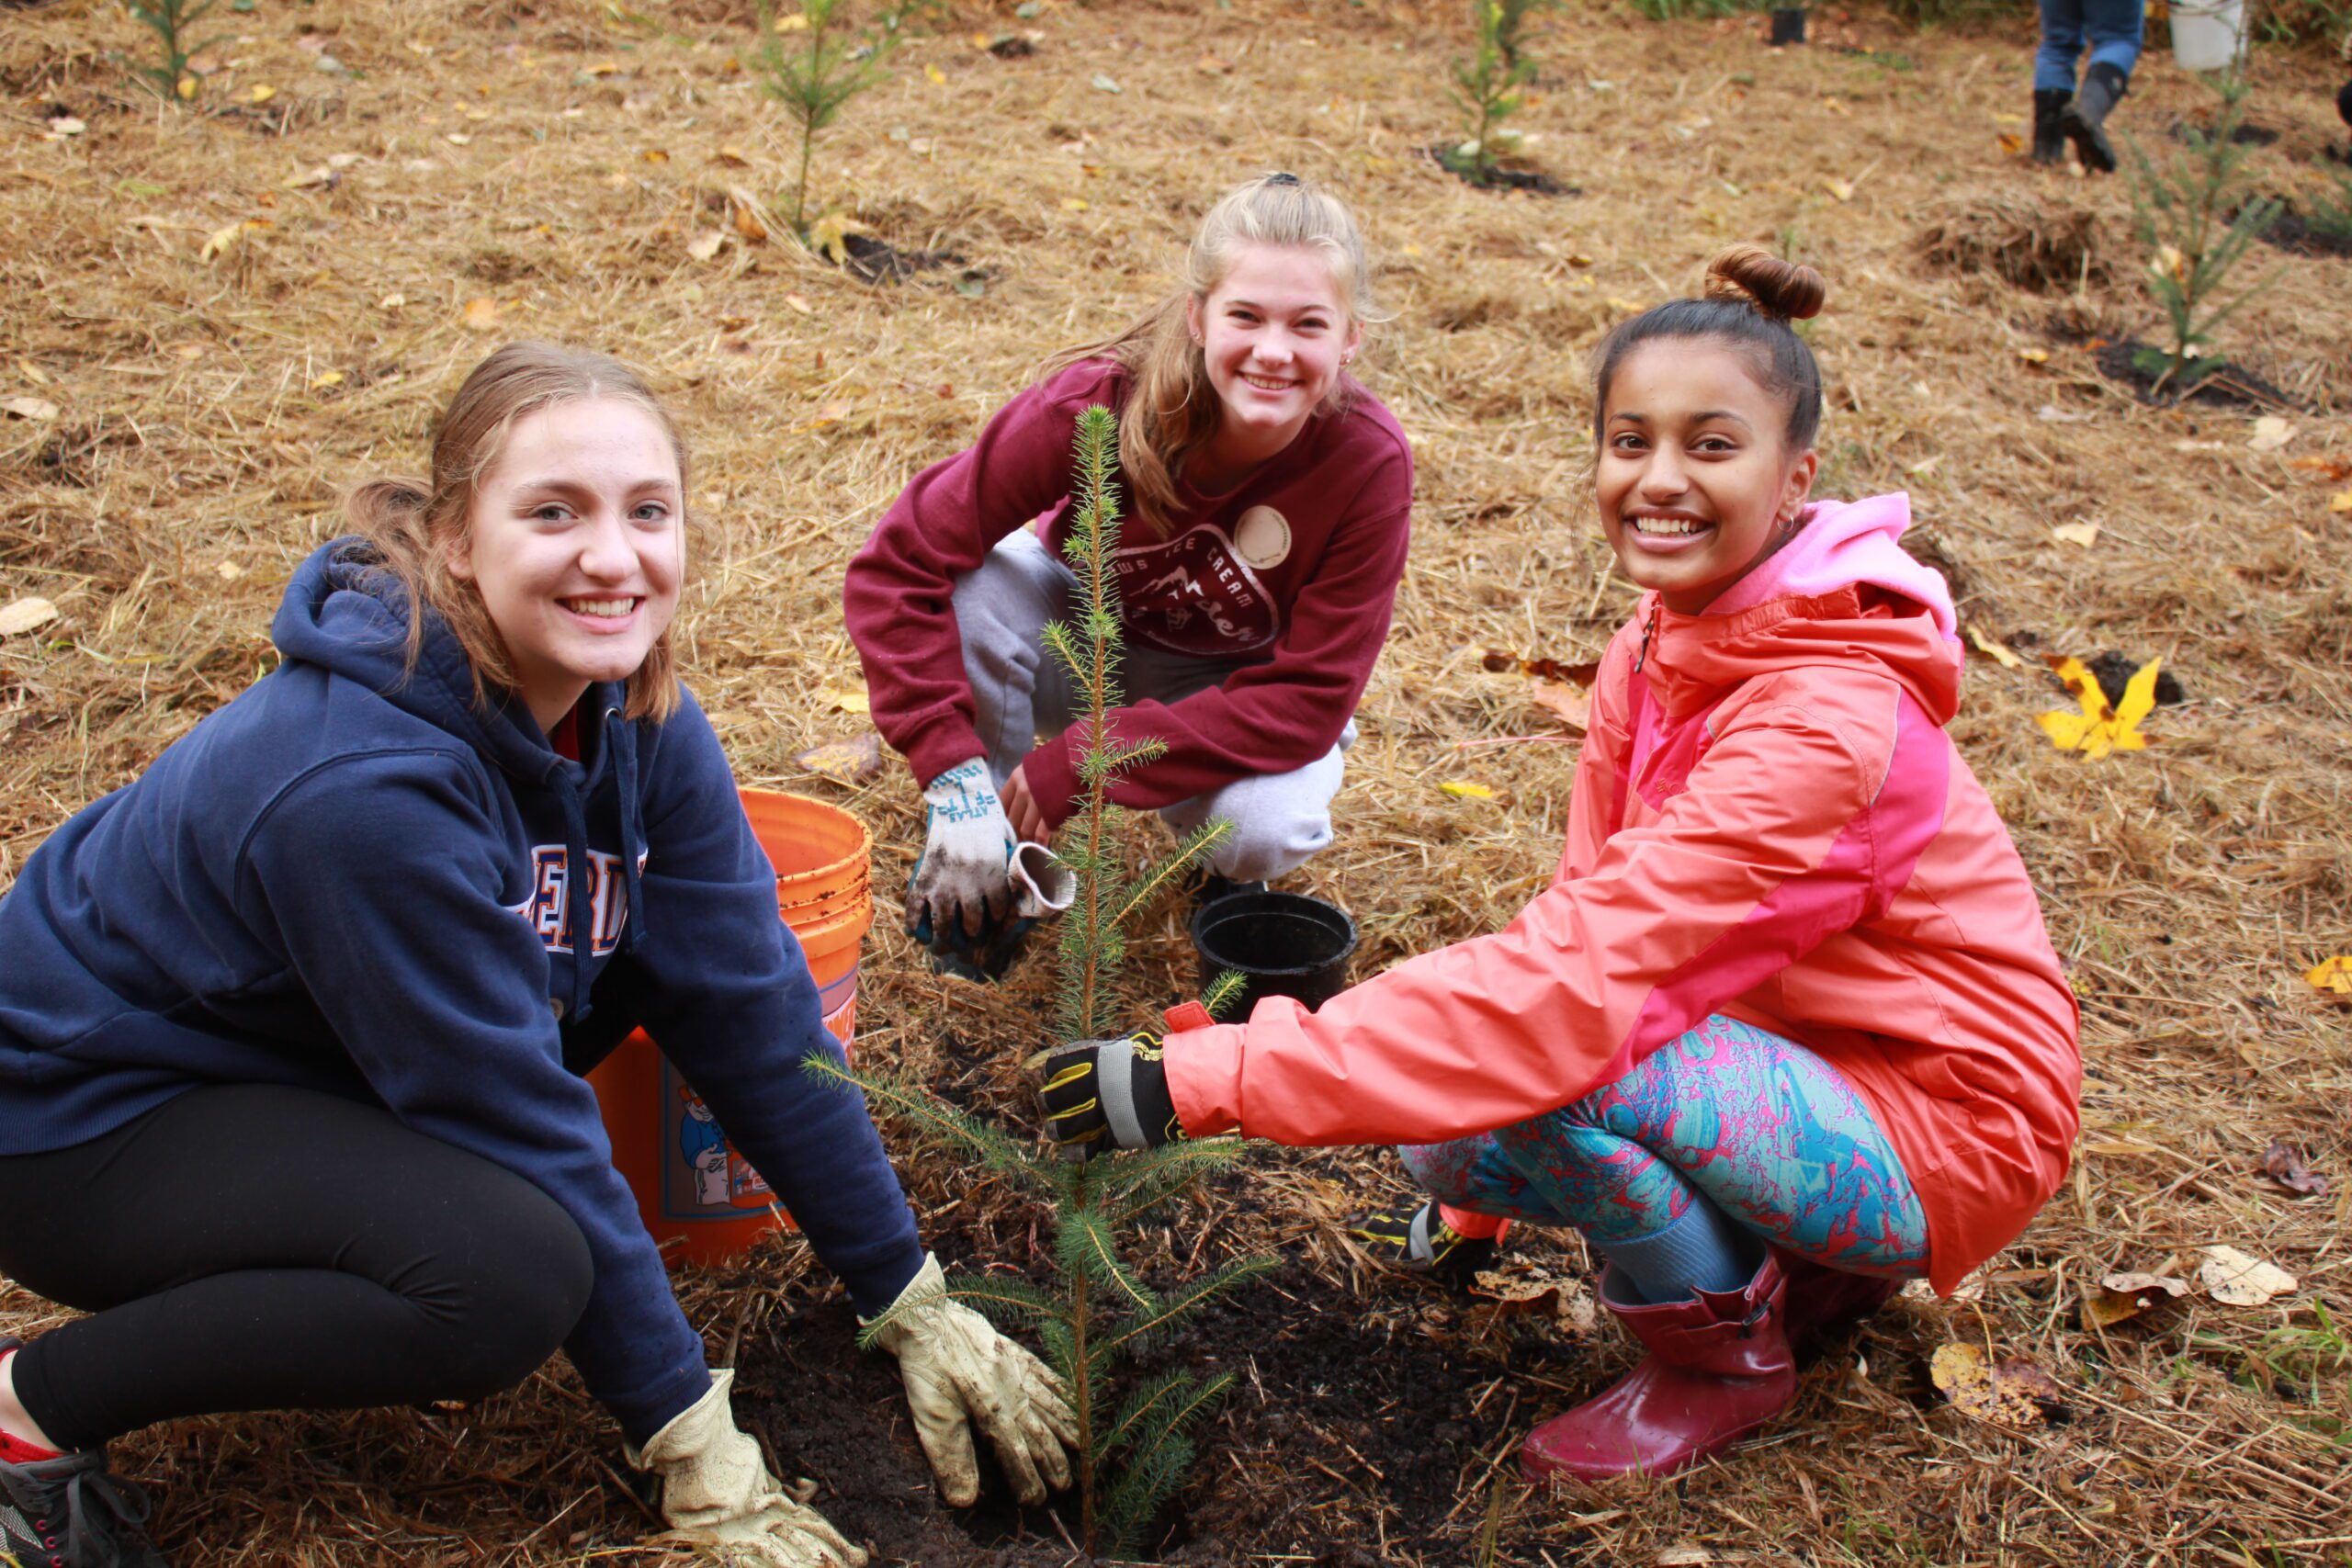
[2082,650,2187,709]
[2165,117,2279,148]
[1423,144,1576,197]
[2245,202,2352,260]
[2090,338,2300,412]
[838,232,965,285]
[720,1147,1615,1567]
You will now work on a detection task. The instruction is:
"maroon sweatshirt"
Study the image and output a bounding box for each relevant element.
[844,359,1414,828]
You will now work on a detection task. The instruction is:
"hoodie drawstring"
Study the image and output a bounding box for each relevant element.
[553,769,594,1024]
[608,705,649,956]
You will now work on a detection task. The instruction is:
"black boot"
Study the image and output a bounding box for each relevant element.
[2059,62,2128,173]
[2031,89,2071,165]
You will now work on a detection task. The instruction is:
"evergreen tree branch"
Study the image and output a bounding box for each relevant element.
[1100,1256,1280,1358]
[799,1057,1053,1193]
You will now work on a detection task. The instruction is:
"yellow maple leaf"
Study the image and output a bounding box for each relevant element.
[2306,956,2352,998]
[805,210,868,266]
[2037,656,2159,761]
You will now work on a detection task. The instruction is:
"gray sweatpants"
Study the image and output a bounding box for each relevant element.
[954,529,1351,883]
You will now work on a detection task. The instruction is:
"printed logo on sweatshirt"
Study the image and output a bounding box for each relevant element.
[1233,505,1292,569]
[512,845,634,957]
[1110,522,1278,656]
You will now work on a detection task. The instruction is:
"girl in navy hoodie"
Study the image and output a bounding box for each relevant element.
[0,344,1074,1568]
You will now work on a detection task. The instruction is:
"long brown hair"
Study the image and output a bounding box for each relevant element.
[1043,173,1385,536]
[344,342,691,723]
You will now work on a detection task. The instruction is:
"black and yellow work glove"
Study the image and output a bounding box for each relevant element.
[1350,1200,1504,1288]
[1038,1032,1182,1159]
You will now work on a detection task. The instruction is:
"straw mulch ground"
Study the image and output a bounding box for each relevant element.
[4,0,2348,1562]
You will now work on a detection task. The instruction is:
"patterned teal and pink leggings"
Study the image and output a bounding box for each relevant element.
[1401,1016,1930,1278]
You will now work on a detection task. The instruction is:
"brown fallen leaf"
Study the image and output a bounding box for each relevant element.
[1527,679,1591,735]
[2198,1245,2297,1306]
[794,732,884,786]
[727,186,772,243]
[2288,454,2352,482]
[2259,1138,2328,1197]
[1469,1263,1598,1331]
[1929,1342,2070,1428]
[2,396,59,423]
[1482,647,1600,686]
[2082,1269,2191,1330]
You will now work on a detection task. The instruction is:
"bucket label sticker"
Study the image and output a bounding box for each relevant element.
[666,1068,773,1217]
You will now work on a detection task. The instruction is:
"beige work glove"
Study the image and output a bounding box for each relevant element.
[626,1370,867,1568]
[865,1253,1079,1506]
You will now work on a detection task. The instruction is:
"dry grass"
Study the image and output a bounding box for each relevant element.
[4,0,2349,1562]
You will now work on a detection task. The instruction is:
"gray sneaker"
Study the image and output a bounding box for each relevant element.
[0,1342,170,1568]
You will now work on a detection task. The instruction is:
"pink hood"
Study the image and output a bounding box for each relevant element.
[1706,492,1958,642]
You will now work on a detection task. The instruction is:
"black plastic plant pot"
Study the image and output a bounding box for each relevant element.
[1190,890,1360,1019]
[1770,6,1807,44]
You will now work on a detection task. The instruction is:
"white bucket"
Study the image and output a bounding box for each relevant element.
[2169,0,2247,72]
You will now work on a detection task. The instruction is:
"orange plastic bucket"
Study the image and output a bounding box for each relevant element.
[587,789,873,1267]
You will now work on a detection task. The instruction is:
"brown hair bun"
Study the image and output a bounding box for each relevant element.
[1702,243,1826,323]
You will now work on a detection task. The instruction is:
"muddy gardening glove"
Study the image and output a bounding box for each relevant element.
[905,758,1016,947]
[626,1370,867,1568]
[1038,1030,1182,1160]
[864,1254,1078,1506]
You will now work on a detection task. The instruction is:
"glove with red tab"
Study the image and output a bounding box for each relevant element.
[1037,1005,1208,1158]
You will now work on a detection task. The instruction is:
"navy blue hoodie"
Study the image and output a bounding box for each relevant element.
[0,539,924,1442]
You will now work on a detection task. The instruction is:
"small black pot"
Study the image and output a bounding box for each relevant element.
[1770,6,1807,44]
[1190,890,1359,1018]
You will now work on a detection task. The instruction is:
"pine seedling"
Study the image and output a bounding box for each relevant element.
[2123,72,2281,393]
[122,0,230,103]
[808,405,1265,1560]
[752,0,917,237]
[1442,0,1555,185]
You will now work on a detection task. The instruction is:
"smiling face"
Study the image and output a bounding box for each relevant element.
[1186,242,1362,476]
[448,397,684,736]
[1596,339,1819,615]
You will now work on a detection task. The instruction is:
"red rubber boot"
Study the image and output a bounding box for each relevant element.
[1772,1248,1900,1350]
[1520,1253,1797,1483]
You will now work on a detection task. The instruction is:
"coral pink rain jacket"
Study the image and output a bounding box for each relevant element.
[1163,494,2081,1292]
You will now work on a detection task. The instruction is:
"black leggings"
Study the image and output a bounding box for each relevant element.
[0,1084,593,1451]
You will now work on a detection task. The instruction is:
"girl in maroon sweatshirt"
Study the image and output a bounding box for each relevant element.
[844,173,1414,973]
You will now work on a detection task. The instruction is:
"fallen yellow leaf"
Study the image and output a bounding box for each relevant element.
[784,292,813,315]
[1822,177,1854,202]
[1966,626,2024,669]
[246,84,276,104]
[1928,1342,2068,1428]
[2081,1270,2189,1330]
[2037,655,2158,760]
[806,211,867,266]
[687,230,725,262]
[2051,521,2099,548]
[2248,415,2294,452]
[2306,955,2352,998]
[1440,780,1496,800]
[713,145,752,168]
[176,75,198,100]
[772,12,808,29]
[309,370,343,389]
[2018,347,2050,365]
[460,297,503,332]
[924,63,946,85]
[817,687,871,715]
[2,396,58,422]
[1059,197,1089,211]
[2330,489,2352,514]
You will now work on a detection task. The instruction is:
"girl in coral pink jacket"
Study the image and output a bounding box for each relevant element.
[1043,246,2081,1484]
